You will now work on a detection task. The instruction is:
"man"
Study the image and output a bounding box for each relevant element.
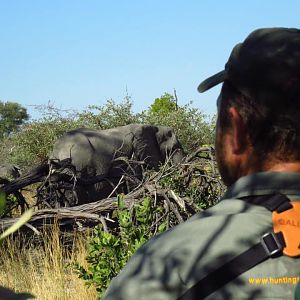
[103,27,300,299]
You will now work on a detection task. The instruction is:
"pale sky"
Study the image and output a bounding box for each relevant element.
[0,1,299,119]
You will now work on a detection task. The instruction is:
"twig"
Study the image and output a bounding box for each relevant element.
[24,223,41,235]
[169,190,186,211]
[99,216,108,232]
[107,175,125,198]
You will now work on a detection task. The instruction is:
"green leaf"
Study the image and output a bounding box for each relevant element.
[117,194,125,209]
[0,191,6,216]
[0,208,33,241]
[158,222,167,232]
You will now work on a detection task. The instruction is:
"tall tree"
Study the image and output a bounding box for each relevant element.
[0,101,29,138]
[149,93,177,115]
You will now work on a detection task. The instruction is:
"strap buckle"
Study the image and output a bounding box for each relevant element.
[260,232,283,257]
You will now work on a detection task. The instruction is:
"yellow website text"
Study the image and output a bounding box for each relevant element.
[249,277,300,285]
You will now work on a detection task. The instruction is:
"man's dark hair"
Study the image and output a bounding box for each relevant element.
[219,80,300,162]
[198,27,300,162]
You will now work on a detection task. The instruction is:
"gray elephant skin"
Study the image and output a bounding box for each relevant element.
[0,164,21,181]
[50,124,184,205]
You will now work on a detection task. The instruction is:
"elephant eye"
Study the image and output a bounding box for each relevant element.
[167,131,172,137]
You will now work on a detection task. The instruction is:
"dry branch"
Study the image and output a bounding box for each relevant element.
[0,147,225,236]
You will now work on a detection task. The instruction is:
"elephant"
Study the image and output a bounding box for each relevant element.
[49,124,184,205]
[0,164,21,181]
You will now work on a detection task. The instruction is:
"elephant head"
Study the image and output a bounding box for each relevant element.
[155,125,184,164]
[132,125,184,168]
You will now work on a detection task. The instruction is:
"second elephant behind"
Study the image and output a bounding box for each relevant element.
[50,124,184,205]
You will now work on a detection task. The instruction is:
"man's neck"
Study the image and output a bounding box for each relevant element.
[264,162,300,173]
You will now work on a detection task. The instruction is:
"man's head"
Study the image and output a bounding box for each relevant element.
[198,28,300,186]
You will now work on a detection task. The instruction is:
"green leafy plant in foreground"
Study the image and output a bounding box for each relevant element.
[0,192,33,242]
[74,195,166,297]
[0,191,35,299]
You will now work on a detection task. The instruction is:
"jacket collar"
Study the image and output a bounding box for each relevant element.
[222,172,300,200]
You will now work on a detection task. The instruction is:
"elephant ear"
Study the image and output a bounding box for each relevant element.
[132,125,162,168]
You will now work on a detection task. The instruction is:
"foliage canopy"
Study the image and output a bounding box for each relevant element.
[149,92,177,114]
[0,101,29,139]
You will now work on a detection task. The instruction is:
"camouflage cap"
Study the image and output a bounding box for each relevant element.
[198,28,300,100]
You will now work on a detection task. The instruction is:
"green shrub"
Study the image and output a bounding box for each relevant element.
[78,97,141,129]
[10,118,84,169]
[141,93,215,152]
[74,195,167,297]
[159,163,222,210]
[0,136,17,165]
[0,101,29,139]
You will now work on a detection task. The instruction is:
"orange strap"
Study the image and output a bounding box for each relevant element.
[272,201,300,257]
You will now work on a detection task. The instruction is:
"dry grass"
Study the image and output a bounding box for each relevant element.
[0,223,98,300]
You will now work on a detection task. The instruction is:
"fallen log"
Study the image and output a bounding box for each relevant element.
[0,147,225,238]
[1,163,49,195]
[0,185,147,231]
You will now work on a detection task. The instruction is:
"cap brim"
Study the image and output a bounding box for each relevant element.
[197,70,226,93]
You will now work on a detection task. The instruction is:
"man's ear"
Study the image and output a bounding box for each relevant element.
[228,107,248,154]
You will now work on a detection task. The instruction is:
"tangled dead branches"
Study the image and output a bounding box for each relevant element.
[0,146,225,238]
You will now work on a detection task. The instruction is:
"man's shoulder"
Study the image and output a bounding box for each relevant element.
[144,199,271,253]
[103,199,274,300]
